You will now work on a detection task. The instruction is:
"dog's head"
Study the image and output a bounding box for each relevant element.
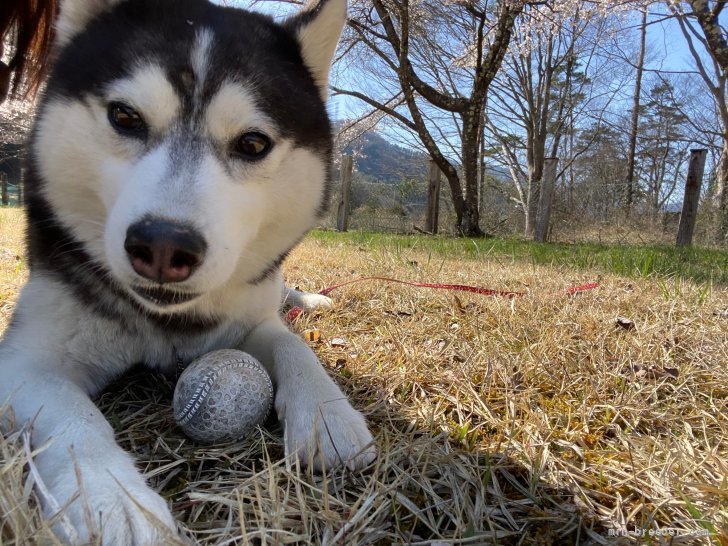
[29,0,345,313]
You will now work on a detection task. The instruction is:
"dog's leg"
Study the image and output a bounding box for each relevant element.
[0,360,177,544]
[0,287,177,544]
[282,286,333,312]
[241,317,375,471]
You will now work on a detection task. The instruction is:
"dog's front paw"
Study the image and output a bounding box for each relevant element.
[278,393,375,471]
[283,288,333,311]
[38,451,178,545]
[297,292,333,311]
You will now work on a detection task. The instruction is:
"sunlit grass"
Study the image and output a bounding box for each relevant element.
[310,228,728,285]
[2,208,727,544]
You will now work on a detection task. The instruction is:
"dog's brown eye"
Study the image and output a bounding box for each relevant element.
[108,102,147,137]
[233,132,272,160]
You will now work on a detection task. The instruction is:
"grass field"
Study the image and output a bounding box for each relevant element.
[1,206,727,545]
[309,230,728,286]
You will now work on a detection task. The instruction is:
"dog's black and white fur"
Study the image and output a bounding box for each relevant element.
[0,0,375,542]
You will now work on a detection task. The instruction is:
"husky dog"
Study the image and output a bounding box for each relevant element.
[0,0,375,542]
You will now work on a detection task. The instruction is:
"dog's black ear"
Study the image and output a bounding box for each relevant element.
[286,0,347,100]
[56,0,126,47]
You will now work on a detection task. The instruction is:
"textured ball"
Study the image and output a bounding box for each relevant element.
[173,349,274,443]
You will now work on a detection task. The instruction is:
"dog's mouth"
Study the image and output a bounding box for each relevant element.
[131,285,200,307]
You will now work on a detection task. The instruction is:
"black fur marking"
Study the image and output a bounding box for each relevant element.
[284,0,331,34]
[248,229,311,285]
[248,251,288,286]
[315,162,335,219]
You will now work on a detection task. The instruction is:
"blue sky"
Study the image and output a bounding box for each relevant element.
[645,10,705,72]
[230,1,718,72]
[230,2,720,93]
[226,1,723,131]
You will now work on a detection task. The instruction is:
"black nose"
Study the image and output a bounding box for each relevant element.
[124,218,206,283]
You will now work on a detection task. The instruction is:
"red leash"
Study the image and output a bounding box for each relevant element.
[284,276,599,322]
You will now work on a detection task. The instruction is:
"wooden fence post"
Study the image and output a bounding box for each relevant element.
[534,157,558,243]
[676,149,707,247]
[1,174,8,206]
[17,168,23,206]
[425,160,441,234]
[336,155,353,232]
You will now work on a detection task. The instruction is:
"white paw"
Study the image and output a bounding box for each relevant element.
[298,292,333,311]
[37,452,177,545]
[283,288,333,311]
[277,391,376,471]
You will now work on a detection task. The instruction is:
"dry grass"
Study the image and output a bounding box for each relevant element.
[1,206,727,545]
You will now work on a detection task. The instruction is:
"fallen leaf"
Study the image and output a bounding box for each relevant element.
[304,329,321,343]
[511,369,525,391]
[615,316,636,331]
[385,310,412,318]
[621,363,679,380]
[622,363,646,377]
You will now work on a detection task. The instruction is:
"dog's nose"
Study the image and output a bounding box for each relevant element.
[124,219,206,283]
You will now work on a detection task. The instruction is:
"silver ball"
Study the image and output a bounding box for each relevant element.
[173,349,274,443]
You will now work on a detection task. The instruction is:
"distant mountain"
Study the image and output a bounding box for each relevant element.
[338,128,510,184]
[342,131,429,184]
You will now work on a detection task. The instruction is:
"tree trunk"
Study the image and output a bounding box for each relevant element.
[479,109,487,219]
[459,201,483,237]
[525,133,546,236]
[688,0,728,73]
[425,160,441,234]
[625,8,647,214]
[460,108,485,237]
[716,140,728,243]
[442,169,466,228]
[535,158,558,243]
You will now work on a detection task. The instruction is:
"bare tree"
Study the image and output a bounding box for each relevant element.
[637,80,690,217]
[682,0,728,71]
[333,0,527,236]
[571,123,627,221]
[485,3,630,234]
[624,5,648,212]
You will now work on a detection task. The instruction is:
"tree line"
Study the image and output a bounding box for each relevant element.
[329,0,727,244]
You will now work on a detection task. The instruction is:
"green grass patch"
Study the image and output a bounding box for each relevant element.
[309,229,728,285]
